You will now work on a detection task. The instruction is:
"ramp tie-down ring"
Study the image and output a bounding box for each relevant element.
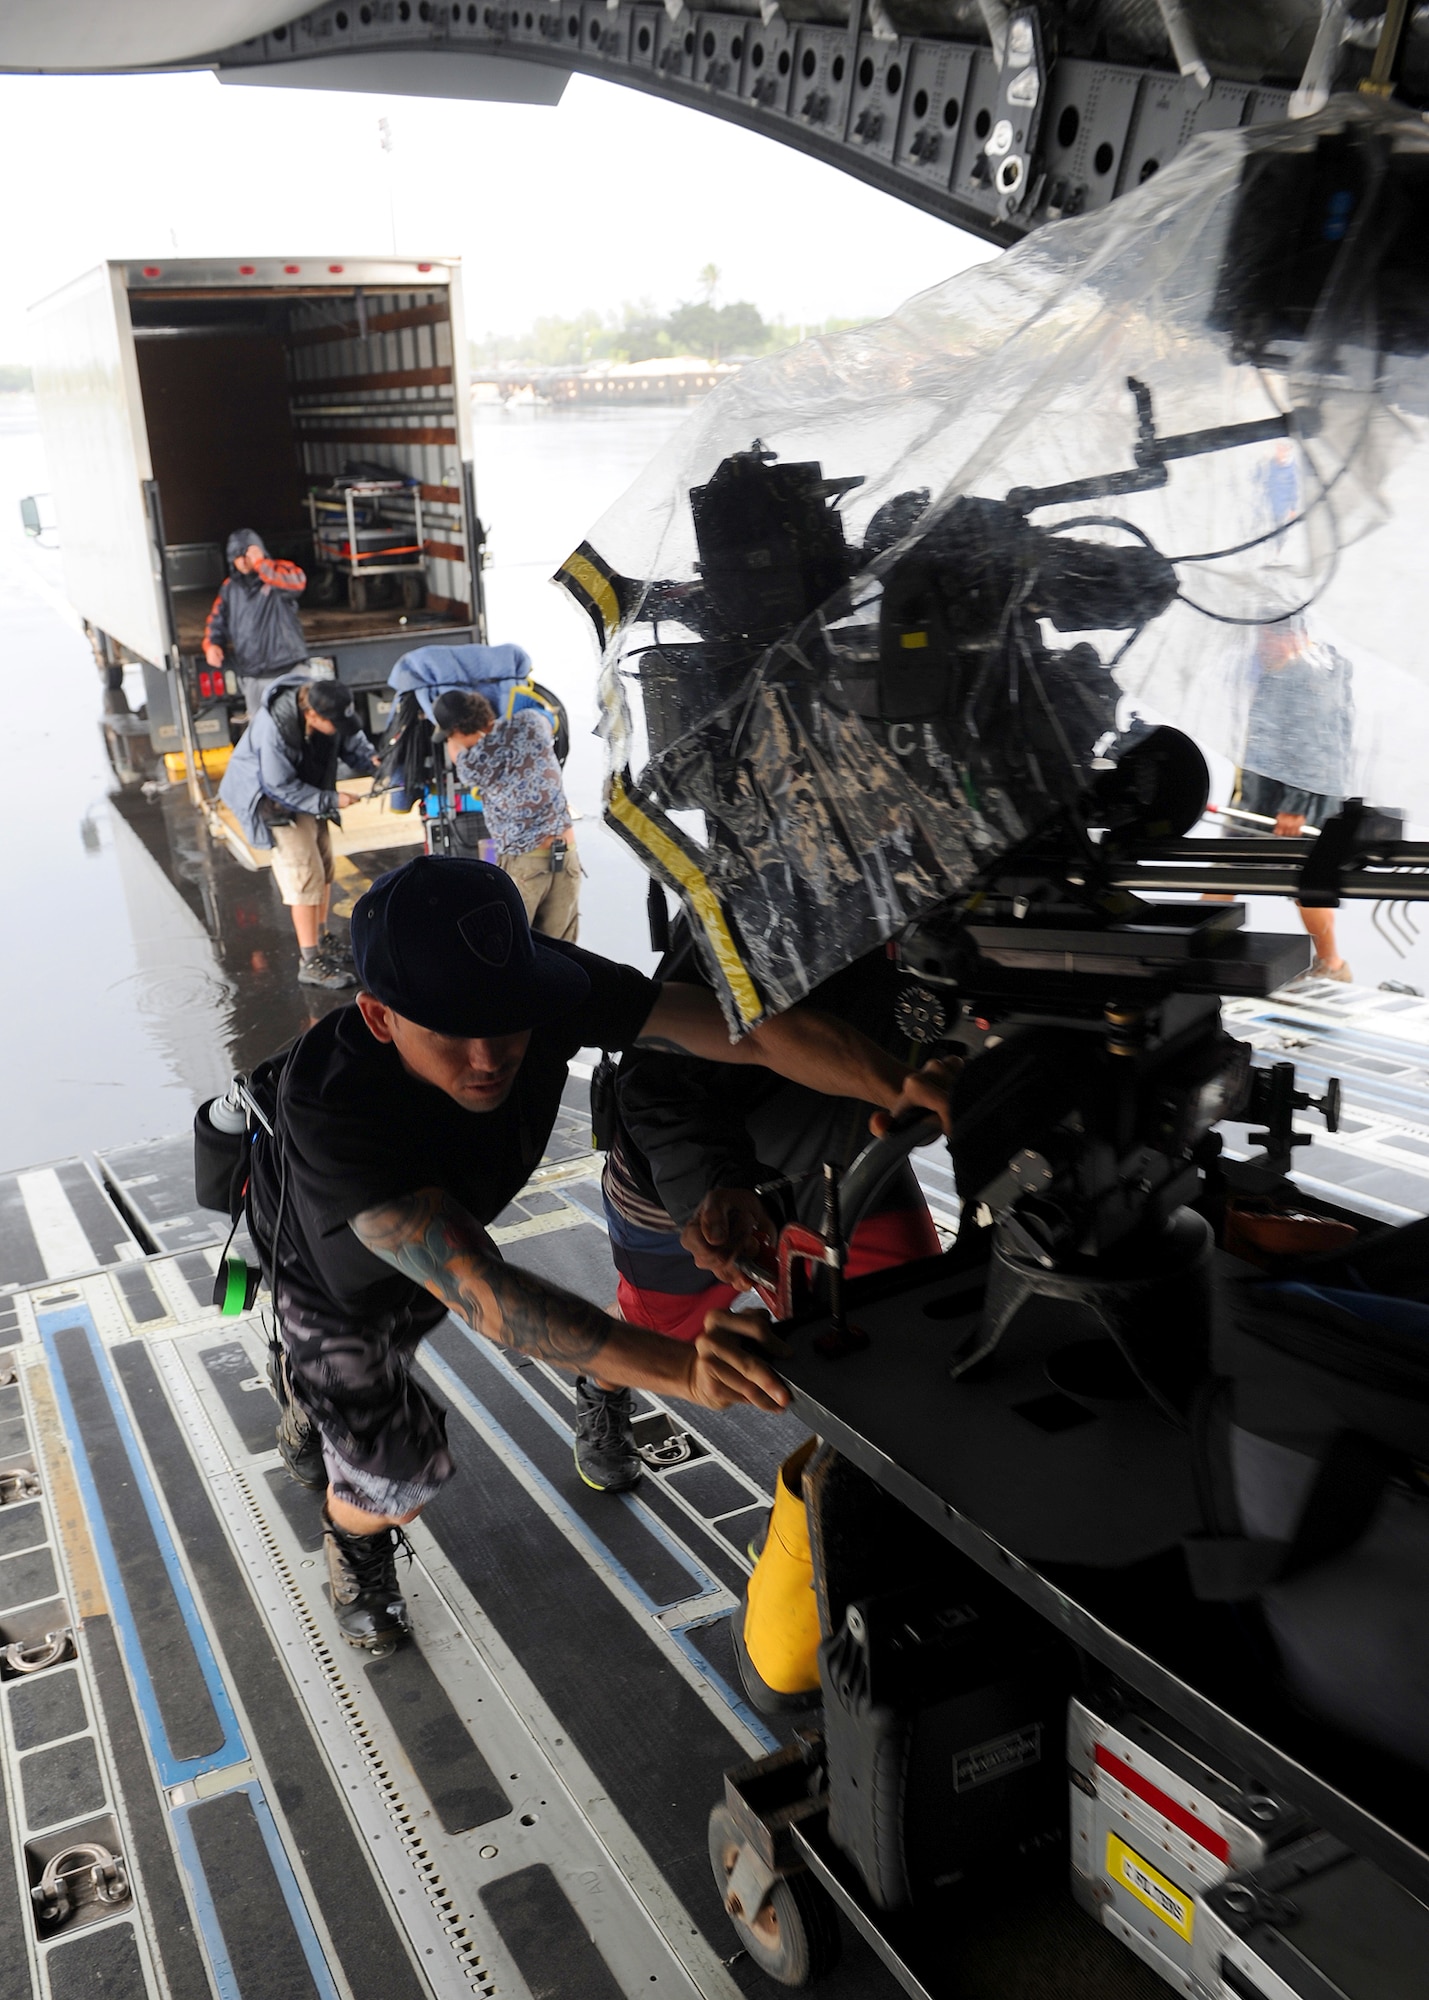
[2,1629,74,1675]
[32,1843,129,1925]
[636,1432,694,1468]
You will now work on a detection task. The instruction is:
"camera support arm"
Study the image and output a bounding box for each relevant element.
[1006,378,1314,513]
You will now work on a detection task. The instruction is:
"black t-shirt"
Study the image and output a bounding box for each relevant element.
[611,946,916,1230]
[252,941,658,1326]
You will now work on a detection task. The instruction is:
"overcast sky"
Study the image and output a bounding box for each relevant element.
[0,67,993,359]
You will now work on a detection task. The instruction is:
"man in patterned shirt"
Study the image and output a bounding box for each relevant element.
[434,689,581,941]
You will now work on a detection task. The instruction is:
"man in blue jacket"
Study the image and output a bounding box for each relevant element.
[220,672,380,988]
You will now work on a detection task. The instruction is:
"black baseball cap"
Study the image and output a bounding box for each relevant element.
[352,855,590,1035]
[302,677,356,722]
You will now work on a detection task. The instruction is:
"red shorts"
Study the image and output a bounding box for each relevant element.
[614,1204,941,1344]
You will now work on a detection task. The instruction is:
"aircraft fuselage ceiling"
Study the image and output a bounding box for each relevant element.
[4,1,1418,246]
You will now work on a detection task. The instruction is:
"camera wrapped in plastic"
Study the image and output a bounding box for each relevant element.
[558,97,1429,1033]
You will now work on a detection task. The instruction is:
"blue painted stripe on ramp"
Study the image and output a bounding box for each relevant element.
[171,1780,343,2000]
[38,1303,246,1785]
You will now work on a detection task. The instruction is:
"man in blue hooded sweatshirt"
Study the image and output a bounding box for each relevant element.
[203,529,310,718]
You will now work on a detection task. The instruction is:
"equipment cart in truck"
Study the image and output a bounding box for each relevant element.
[306,477,429,612]
[25,256,485,815]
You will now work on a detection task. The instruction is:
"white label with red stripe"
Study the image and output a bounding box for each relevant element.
[1094,1740,1232,1871]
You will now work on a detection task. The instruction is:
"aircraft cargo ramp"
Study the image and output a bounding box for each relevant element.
[0,982,1424,2000]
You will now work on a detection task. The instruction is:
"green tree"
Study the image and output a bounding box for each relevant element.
[667,298,769,360]
[605,301,674,363]
[470,298,866,372]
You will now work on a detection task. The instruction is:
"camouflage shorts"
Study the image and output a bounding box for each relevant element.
[276,1276,455,1518]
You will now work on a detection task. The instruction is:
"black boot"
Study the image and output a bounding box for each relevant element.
[267,1351,327,1489]
[322,1508,412,1649]
[573,1378,641,1493]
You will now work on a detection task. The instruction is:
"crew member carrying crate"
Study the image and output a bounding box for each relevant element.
[203,529,309,718]
[219,672,381,990]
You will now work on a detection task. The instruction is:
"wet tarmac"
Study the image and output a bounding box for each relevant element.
[0,400,680,1176]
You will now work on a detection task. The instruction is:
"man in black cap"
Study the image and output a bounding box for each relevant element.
[250,853,952,1651]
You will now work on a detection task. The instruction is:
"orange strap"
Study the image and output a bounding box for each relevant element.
[202,587,226,648]
[253,555,307,592]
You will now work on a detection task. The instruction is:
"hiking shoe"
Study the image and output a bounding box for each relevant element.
[297,952,357,990]
[319,928,354,966]
[573,1378,641,1492]
[267,1352,327,1489]
[322,1509,412,1649]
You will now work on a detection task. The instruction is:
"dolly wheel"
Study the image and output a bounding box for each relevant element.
[707,1805,841,1987]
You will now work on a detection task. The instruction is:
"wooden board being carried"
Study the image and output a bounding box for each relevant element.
[209,776,423,870]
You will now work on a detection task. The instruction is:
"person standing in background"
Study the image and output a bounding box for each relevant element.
[1237,618,1355,983]
[1214,446,1356,983]
[434,689,581,941]
[203,529,309,718]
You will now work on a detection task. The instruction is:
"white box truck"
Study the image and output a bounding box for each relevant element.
[26,255,485,793]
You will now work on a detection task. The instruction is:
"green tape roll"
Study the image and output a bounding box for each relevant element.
[220,1257,250,1317]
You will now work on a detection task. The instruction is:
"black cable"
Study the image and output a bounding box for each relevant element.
[1040,510,1316,629]
[1172,363,1369,624]
[270,1134,291,1348]
[1044,514,1159,549]
[1173,578,1331,626]
[1176,436,1344,625]
[1162,375,1330,562]
[1108,620,1150,668]
[1152,364,1375,571]
[1167,508,1317,566]
[1164,423,1359,565]
[244,1068,293,1369]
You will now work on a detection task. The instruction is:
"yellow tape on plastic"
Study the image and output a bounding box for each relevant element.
[557,547,622,643]
[607,772,764,1031]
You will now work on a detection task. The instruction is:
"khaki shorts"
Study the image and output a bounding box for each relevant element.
[269,814,334,906]
[500,841,581,942]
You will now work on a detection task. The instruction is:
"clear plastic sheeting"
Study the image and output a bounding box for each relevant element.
[557,98,1429,1031]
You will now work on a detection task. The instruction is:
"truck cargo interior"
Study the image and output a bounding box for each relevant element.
[129,284,475,678]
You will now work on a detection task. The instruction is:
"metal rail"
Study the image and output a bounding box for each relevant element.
[1107,837,1429,899]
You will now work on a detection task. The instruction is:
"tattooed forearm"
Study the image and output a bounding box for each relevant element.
[351,1188,614,1369]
